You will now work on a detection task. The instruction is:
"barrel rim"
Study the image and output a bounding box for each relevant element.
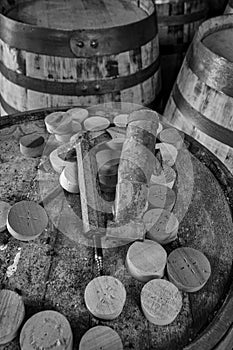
[0,107,233,350]
[0,0,157,57]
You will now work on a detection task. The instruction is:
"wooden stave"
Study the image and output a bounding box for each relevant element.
[0,0,161,114]
[0,107,233,349]
[163,15,233,174]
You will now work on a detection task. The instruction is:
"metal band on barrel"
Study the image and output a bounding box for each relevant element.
[158,8,208,26]
[172,84,233,148]
[186,39,233,98]
[0,11,157,57]
[0,57,160,96]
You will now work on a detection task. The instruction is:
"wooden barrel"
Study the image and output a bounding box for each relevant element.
[224,0,233,13]
[0,0,161,116]
[164,15,233,174]
[1,106,233,349]
[155,0,209,107]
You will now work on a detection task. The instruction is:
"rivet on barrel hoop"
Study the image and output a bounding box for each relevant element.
[76,41,84,48]
[90,40,98,49]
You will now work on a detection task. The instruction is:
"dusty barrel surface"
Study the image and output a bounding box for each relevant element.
[0,107,233,349]
[164,15,233,174]
[155,0,209,106]
[0,0,161,116]
[224,0,233,13]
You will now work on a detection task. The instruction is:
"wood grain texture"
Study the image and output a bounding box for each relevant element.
[158,127,184,149]
[141,279,182,326]
[156,143,178,167]
[164,16,233,174]
[0,289,25,345]
[7,200,48,241]
[224,0,233,13]
[20,310,73,350]
[79,326,123,350]
[0,0,160,113]
[167,247,211,293]
[59,163,79,194]
[84,276,126,320]
[126,239,167,282]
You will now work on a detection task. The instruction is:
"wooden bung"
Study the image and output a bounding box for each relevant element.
[164,15,233,174]
[113,114,129,128]
[44,112,67,134]
[143,208,179,245]
[20,310,73,350]
[7,200,48,241]
[158,127,184,150]
[49,143,76,174]
[0,201,11,232]
[83,117,110,132]
[167,247,211,292]
[148,184,176,211]
[141,279,182,326]
[84,276,126,320]
[126,239,167,282]
[79,326,123,350]
[0,289,25,345]
[59,163,79,194]
[19,133,45,157]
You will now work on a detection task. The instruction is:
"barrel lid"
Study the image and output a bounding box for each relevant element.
[0,289,25,345]
[20,310,73,350]
[141,279,182,326]
[84,276,126,320]
[167,247,211,292]
[79,326,123,350]
[7,200,48,241]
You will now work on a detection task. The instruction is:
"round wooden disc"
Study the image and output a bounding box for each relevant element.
[83,117,110,131]
[7,201,48,241]
[66,107,89,123]
[84,276,126,320]
[59,163,79,193]
[0,201,11,232]
[49,144,76,174]
[113,114,129,127]
[148,184,176,211]
[54,132,72,143]
[20,310,73,350]
[143,209,179,245]
[150,165,176,189]
[126,239,167,282]
[44,111,67,134]
[167,247,212,292]
[158,128,184,149]
[156,143,178,167]
[141,279,182,326]
[20,134,45,158]
[79,326,123,350]
[0,289,25,345]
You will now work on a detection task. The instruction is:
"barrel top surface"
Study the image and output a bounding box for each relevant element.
[0,107,233,349]
[202,28,233,62]
[6,0,147,29]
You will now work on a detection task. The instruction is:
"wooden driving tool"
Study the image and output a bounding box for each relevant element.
[106,109,159,242]
[75,131,108,276]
